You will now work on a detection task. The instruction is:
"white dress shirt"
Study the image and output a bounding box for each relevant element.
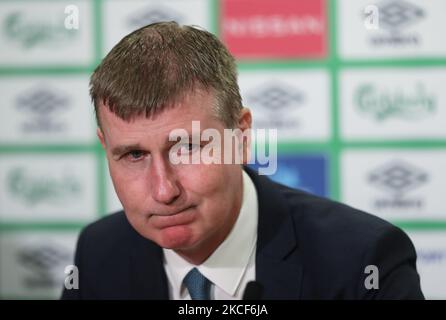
[163,170,258,300]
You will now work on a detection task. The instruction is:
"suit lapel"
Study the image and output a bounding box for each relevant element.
[245,167,304,299]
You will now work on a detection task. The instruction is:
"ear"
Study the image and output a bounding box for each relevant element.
[97,127,106,149]
[238,107,252,131]
[237,108,252,165]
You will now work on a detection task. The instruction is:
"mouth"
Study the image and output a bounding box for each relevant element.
[149,205,196,229]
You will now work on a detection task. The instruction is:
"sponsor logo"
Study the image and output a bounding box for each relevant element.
[368,160,427,209]
[17,243,71,289]
[417,249,446,264]
[354,83,436,121]
[15,86,70,133]
[246,83,304,129]
[367,0,424,46]
[221,0,326,58]
[378,0,424,30]
[249,155,328,196]
[223,13,324,38]
[7,167,81,206]
[127,6,182,29]
[249,83,304,111]
[3,11,76,49]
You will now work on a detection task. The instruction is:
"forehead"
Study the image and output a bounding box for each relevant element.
[98,89,221,139]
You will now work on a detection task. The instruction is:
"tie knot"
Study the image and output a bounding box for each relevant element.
[183,268,211,300]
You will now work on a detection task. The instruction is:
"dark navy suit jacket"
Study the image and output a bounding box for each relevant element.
[61,167,424,299]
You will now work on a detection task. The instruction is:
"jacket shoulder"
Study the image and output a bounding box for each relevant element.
[81,211,133,242]
[278,183,397,241]
[75,211,139,270]
[275,184,422,298]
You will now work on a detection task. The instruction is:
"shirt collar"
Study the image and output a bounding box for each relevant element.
[163,170,258,298]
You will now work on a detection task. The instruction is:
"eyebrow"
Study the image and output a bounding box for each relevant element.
[111,144,143,157]
[110,130,205,157]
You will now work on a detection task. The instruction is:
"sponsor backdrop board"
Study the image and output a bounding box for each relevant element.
[0,0,445,299]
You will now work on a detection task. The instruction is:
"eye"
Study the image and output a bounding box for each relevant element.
[124,150,145,161]
[178,143,200,155]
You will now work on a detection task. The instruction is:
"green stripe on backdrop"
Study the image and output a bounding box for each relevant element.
[3,60,445,76]
[340,59,446,68]
[237,60,330,70]
[2,220,446,232]
[0,67,94,75]
[93,0,103,63]
[0,223,85,231]
[328,144,340,201]
[211,0,219,36]
[0,145,97,152]
[236,57,446,71]
[341,141,446,148]
[395,221,446,230]
[328,0,341,201]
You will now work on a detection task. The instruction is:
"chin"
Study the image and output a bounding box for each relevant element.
[157,225,196,249]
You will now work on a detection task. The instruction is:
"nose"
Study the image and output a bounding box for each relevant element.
[149,155,181,205]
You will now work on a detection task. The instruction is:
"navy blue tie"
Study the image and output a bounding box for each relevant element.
[183,268,211,300]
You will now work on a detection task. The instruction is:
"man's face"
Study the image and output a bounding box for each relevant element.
[97,89,251,262]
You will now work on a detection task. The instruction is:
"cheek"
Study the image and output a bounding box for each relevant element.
[179,164,227,197]
[109,165,149,209]
[181,164,240,215]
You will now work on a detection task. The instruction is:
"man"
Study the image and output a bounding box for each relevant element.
[61,22,423,299]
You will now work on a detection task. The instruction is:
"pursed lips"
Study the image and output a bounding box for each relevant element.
[149,205,196,228]
[149,205,195,217]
